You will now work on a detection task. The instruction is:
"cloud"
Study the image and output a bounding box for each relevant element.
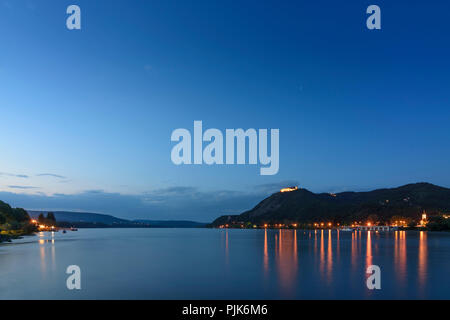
[0,184,276,222]
[0,172,29,178]
[8,185,39,189]
[36,173,66,179]
[319,185,377,194]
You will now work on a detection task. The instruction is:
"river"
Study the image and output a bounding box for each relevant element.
[0,228,449,299]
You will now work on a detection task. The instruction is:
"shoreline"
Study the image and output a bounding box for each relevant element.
[2,227,449,244]
[0,230,35,243]
[0,234,22,243]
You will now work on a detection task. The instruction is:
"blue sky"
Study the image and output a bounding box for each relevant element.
[0,1,449,221]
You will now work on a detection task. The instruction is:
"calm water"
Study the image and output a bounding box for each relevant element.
[0,228,449,299]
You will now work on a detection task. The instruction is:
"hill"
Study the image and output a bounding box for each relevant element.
[133,220,207,228]
[28,211,128,224]
[28,211,206,228]
[0,200,35,242]
[0,200,30,225]
[211,183,450,226]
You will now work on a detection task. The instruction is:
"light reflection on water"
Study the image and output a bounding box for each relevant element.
[366,231,372,270]
[252,228,443,299]
[418,231,427,293]
[274,229,298,296]
[263,229,268,275]
[38,231,57,279]
[0,228,449,299]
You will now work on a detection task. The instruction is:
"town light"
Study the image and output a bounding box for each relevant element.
[280,186,298,193]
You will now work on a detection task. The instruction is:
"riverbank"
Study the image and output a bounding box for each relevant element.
[0,233,24,243]
[0,229,36,243]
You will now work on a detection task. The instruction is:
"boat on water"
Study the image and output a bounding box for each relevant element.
[340,227,354,232]
[70,227,78,231]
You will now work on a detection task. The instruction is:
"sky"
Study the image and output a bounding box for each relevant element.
[0,0,449,221]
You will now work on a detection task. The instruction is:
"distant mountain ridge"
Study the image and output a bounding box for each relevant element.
[211,183,450,226]
[28,211,128,224]
[134,220,207,228]
[28,211,206,228]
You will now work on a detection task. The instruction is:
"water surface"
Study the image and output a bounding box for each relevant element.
[1,228,449,299]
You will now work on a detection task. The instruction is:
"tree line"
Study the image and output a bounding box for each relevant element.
[37,212,57,226]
